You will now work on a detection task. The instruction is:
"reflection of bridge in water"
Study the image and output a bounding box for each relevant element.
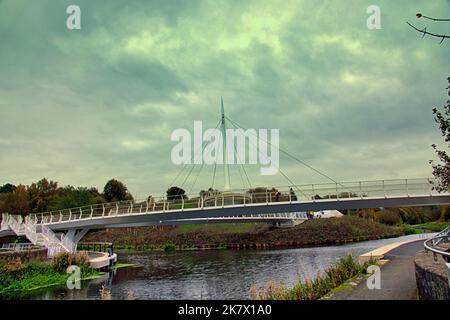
[1,99,449,257]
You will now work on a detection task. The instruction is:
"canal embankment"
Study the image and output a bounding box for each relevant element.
[83,216,404,252]
[0,251,101,297]
[326,239,431,300]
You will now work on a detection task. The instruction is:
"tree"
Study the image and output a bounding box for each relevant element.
[49,186,98,210]
[430,78,450,192]
[0,183,17,194]
[200,188,219,198]
[166,186,187,201]
[407,13,450,44]
[103,179,132,202]
[28,178,60,213]
[0,185,30,215]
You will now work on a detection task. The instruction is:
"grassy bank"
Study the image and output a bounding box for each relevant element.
[411,221,450,232]
[83,216,403,251]
[250,254,377,300]
[0,254,100,296]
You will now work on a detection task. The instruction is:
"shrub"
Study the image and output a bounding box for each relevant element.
[52,252,70,272]
[251,254,374,300]
[162,243,176,252]
[423,209,441,223]
[402,225,422,235]
[441,206,450,221]
[249,281,289,300]
[399,208,422,225]
[52,251,90,272]
[376,210,401,225]
[1,258,24,274]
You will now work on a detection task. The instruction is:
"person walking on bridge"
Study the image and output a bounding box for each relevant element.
[275,191,281,202]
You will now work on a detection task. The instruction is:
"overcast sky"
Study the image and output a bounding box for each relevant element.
[0,0,449,199]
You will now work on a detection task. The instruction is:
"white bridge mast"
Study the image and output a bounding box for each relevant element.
[221,97,231,191]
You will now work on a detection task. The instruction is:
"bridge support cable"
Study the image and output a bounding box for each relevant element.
[178,120,221,196]
[225,116,355,196]
[227,119,309,199]
[167,121,220,197]
[229,121,253,190]
[211,151,218,189]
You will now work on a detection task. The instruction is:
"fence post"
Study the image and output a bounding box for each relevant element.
[359,181,363,199]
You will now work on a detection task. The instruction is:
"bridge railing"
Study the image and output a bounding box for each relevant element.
[424,227,450,262]
[1,243,40,251]
[21,177,445,225]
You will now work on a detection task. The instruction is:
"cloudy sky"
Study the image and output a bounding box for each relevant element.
[0,0,449,199]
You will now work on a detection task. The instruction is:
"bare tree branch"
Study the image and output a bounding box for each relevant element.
[416,13,450,22]
[406,22,450,44]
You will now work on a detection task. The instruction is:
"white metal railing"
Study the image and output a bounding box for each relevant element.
[424,227,450,259]
[1,243,38,251]
[1,213,8,231]
[1,214,71,257]
[8,215,25,235]
[17,177,446,226]
[0,178,448,243]
[23,220,38,244]
[41,224,70,256]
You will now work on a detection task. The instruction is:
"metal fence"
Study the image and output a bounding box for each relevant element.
[424,227,450,262]
[1,243,41,251]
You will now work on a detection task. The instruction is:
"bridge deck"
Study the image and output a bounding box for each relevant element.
[4,193,447,232]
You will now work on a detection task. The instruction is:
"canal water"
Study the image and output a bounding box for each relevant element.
[16,234,429,300]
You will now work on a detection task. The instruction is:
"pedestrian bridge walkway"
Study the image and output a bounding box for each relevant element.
[1,178,449,257]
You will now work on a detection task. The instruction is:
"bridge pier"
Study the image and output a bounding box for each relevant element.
[61,228,90,252]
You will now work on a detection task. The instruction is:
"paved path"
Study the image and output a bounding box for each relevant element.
[330,240,425,300]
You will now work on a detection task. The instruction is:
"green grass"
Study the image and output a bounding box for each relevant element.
[411,221,450,232]
[401,225,425,235]
[0,260,100,295]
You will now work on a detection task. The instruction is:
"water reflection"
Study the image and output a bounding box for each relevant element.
[9,234,429,300]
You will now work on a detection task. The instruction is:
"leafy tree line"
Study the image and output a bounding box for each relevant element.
[430,77,450,192]
[0,178,133,215]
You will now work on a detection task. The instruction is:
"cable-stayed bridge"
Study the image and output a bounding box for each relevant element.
[1,178,449,257]
[1,99,449,257]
